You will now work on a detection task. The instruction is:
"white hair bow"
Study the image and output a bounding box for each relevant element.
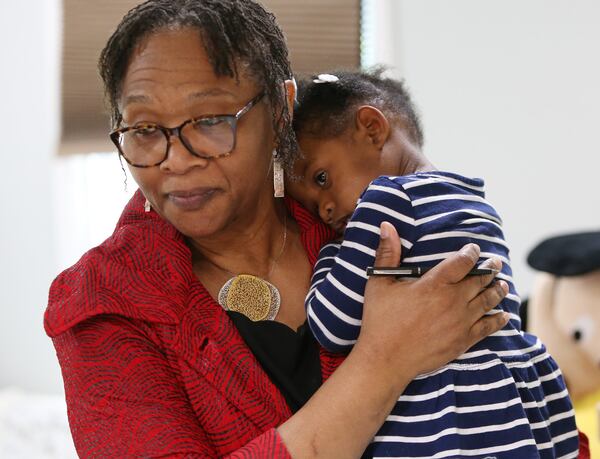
[313,73,339,84]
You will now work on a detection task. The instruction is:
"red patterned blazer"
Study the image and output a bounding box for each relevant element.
[45,191,343,458]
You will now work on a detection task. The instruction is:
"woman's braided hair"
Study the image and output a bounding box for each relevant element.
[99,0,297,169]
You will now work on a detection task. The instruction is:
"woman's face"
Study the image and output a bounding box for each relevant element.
[119,27,276,240]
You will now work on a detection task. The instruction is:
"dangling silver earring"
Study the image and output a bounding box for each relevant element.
[144,198,151,213]
[273,150,285,198]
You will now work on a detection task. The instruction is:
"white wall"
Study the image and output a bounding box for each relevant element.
[0,0,135,395]
[52,155,135,275]
[0,0,63,393]
[363,0,600,296]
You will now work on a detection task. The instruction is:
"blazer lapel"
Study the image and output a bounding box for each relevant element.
[175,281,291,433]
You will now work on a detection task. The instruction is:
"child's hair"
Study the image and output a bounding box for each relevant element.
[293,67,424,148]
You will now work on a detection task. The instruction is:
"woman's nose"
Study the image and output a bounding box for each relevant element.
[318,200,335,224]
[159,136,209,173]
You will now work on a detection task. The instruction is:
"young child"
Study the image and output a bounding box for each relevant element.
[288,69,579,458]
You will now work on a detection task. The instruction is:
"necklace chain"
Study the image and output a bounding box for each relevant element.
[207,211,288,281]
[267,211,287,278]
[210,211,288,321]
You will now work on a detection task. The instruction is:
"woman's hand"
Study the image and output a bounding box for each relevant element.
[279,222,508,458]
[356,222,509,388]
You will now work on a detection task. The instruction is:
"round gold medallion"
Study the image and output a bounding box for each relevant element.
[218,274,280,321]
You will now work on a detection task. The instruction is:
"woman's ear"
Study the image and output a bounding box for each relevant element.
[354,105,391,150]
[284,79,296,120]
[272,79,297,150]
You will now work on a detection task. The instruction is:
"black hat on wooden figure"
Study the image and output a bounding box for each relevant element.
[527,231,600,276]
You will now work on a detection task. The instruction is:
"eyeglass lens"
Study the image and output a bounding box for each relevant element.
[118,117,236,166]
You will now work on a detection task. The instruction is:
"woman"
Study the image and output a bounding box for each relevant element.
[45,1,513,457]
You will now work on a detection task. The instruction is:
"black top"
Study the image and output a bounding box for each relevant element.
[227,311,322,413]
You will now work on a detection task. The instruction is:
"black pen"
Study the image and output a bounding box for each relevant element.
[366,266,500,278]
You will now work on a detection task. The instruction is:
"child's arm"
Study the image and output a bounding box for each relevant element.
[306,177,417,353]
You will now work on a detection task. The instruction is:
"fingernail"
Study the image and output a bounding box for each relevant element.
[492,257,502,270]
[380,223,390,239]
[462,243,478,256]
[502,312,510,323]
[480,257,501,269]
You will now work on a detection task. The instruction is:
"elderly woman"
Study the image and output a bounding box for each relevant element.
[45,1,512,457]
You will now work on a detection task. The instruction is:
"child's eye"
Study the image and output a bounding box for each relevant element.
[314,170,328,187]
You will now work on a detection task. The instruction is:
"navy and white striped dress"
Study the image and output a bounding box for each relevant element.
[306,171,579,458]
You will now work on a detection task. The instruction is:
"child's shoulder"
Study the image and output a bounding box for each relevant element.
[368,171,486,198]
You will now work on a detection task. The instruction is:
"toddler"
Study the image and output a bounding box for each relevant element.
[288,69,579,458]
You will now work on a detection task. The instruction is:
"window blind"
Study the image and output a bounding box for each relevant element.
[262,0,361,74]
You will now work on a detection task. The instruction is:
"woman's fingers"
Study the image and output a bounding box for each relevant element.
[426,244,481,284]
[361,226,510,377]
[477,256,504,289]
[468,280,509,317]
[457,256,503,297]
[469,311,510,347]
[427,249,503,311]
[373,222,402,269]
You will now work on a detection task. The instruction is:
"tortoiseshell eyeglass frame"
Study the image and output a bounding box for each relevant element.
[109,92,265,168]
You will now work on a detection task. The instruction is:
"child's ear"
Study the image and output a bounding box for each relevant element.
[354,105,391,150]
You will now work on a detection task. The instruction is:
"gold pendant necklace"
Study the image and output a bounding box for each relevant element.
[216,212,287,321]
[218,274,281,321]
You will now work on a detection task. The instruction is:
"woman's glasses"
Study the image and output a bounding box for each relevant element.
[110,92,264,168]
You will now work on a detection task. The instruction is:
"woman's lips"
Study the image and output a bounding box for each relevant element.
[166,187,219,211]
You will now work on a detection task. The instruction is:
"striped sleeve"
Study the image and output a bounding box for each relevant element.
[305,177,417,353]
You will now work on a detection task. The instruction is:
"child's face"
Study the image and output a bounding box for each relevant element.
[288,134,383,234]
